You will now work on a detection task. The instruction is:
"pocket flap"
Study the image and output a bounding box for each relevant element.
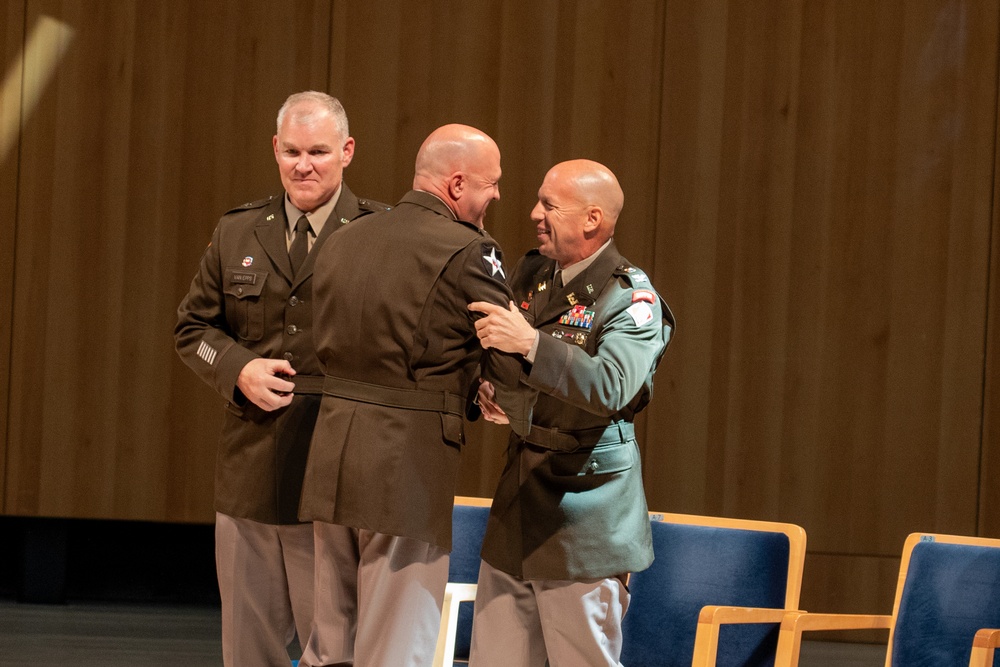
[550,442,634,476]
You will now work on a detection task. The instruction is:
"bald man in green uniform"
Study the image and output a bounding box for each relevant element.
[468,159,675,666]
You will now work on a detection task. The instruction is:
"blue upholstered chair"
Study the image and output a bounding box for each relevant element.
[432,496,492,667]
[774,532,1000,666]
[620,512,807,666]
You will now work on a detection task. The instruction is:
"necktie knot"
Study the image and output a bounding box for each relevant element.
[296,216,310,235]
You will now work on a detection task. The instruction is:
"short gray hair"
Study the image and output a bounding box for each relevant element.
[276,91,349,138]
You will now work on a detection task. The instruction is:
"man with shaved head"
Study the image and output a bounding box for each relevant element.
[468,159,675,666]
[298,124,532,666]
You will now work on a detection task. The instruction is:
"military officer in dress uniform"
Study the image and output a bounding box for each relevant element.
[468,159,675,666]
[297,124,533,667]
[174,91,388,667]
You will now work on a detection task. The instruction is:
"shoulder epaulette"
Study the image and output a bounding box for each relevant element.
[613,261,651,288]
[225,194,279,215]
[357,198,392,213]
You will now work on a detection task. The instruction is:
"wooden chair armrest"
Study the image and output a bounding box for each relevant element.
[780,612,893,633]
[432,583,479,667]
[691,606,801,666]
[969,628,1000,667]
[974,629,1000,648]
[773,612,892,666]
[699,605,799,625]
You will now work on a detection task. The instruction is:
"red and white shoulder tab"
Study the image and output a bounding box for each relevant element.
[632,289,656,304]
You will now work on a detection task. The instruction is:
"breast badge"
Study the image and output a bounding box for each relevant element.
[550,328,589,346]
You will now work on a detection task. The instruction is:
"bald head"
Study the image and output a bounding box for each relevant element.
[550,159,624,225]
[531,159,624,267]
[413,124,502,228]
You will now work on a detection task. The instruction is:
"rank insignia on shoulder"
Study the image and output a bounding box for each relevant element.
[632,289,656,304]
[558,304,595,330]
[482,245,506,279]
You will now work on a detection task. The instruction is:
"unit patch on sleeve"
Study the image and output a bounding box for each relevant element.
[481,245,506,279]
[625,302,655,327]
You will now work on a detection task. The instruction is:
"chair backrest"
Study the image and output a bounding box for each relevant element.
[449,496,492,661]
[888,533,1000,666]
[621,512,806,667]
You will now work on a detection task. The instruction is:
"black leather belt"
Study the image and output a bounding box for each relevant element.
[322,376,465,416]
[523,421,635,452]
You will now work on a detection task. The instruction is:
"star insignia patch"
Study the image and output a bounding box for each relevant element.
[482,245,505,279]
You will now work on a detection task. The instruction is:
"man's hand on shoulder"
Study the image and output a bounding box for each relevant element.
[469,301,537,357]
[236,358,296,411]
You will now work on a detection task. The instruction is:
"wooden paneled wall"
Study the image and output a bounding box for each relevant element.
[649,0,1000,617]
[3,0,334,521]
[1,0,998,617]
[0,0,24,512]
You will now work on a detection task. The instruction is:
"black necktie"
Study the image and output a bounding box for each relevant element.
[289,215,310,277]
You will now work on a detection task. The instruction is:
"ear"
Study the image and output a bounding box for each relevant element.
[272,135,280,162]
[583,206,604,234]
[341,137,356,167]
[447,173,465,200]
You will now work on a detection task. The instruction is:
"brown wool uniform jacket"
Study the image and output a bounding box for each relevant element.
[299,190,533,551]
[174,184,389,524]
[481,240,675,580]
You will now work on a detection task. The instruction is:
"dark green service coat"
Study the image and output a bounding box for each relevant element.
[481,240,675,580]
[174,185,387,524]
[299,190,532,550]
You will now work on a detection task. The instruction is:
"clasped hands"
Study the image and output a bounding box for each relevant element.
[468,300,536,424]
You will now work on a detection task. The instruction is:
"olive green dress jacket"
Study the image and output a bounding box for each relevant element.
[174,185,387,524]
[299,191,532,551]
[481,240,675,580]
